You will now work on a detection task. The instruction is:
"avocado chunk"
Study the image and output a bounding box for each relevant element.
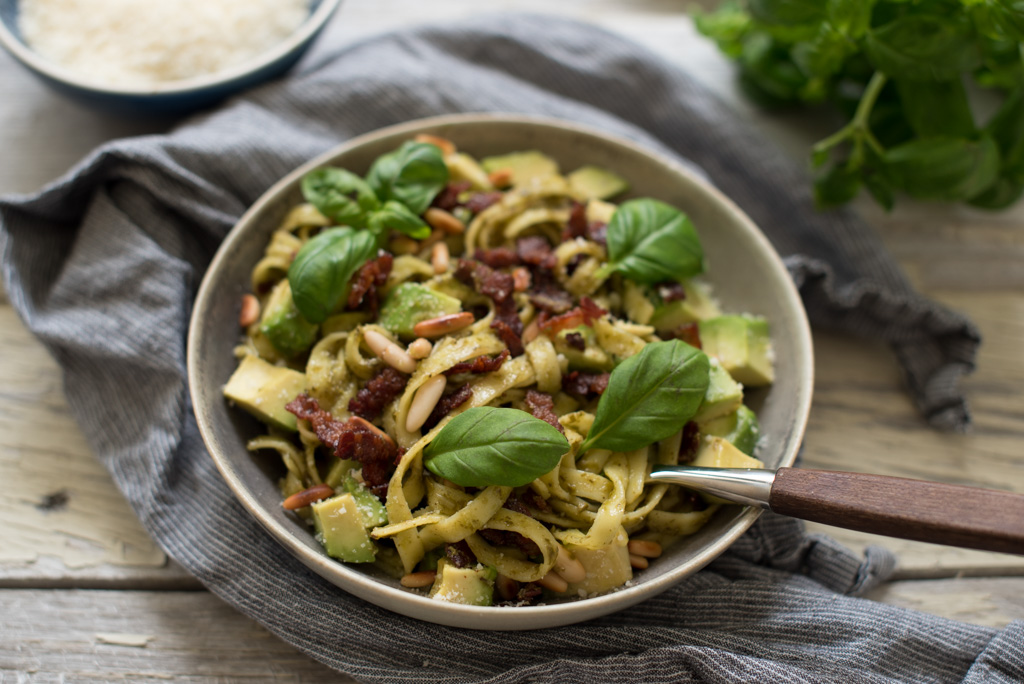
[311,493,377,563]
[446,152,494,191]
[702,405,761,456]
[481,150,559,187]
[341,476,388,528]
[693,361,744,425]
[550,325,614,372]
[378,283,462,339]
[698,315,774,386]
[259,280,319,357]
[563,542,632,597]
[568,165,629,200]
[428,560,496,605]
[649,280,722,332]
[223,355,306,431]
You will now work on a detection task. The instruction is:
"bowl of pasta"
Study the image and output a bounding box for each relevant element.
[188,113,813,629]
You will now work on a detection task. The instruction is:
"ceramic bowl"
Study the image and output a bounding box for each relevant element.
[188,113,814,629]
[0,0,342,111]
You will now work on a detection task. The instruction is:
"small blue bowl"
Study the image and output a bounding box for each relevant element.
[0,0,343,112]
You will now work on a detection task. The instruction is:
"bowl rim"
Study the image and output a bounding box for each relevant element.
[0,0,342,96]
[188,112,814,629]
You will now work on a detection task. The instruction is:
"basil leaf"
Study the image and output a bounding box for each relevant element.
[367,141,449,216]
[580,340,710,454]
[884,135,1001,201]
[368,200,431,241]
[601,198,705,284]
[301,168,380,228]
[748,0,825,27]
[424,407,569,488]
[896,78,976,139]
[865,15,981,82]
[288,228,379,324]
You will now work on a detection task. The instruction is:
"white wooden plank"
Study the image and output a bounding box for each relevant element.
[865,577,1024,629]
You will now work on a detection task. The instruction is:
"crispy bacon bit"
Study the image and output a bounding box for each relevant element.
[564,332,585,351]
[347,252,393,315]
[561,202,607,244]
[668,322,702,349]
[455,259,524,356]
[528,271,575,315]
[478,529,542,558]
[286,394,397,489]
[444,349,510,376]
[658,282,687,304]
[432,181,472,212]
[491,316,525,357]
[520,488,550,512]
[348,367,408,421]
[473,247,519,269]
[516,236,556,268]
[446,540,477,568]
[562,371,610,400]
[465,192,503,214]
[679,421,701,463]
[538,297,608,336]
[524,390,564,434]
[516,583,543,604]
[422,383,474,432]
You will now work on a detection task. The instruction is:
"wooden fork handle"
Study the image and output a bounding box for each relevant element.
[770,468,1024,555]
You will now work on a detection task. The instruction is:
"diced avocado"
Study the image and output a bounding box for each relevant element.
[378,283,462,339]
[428,560,496,606]
[586,199,617,224]
[311,493,377,563]
[481,150,559,187]
[649,280,722,332]
[259,280,319,357]
[564,543,632,597]
[341,476,388,528]
[693,361,744,425]
[698,315,774,386]
[446,153,494,191]
[692,435,765,470]
[568,165,629,200]
[703,405,761,456]
[223,355,306,431]
[550,325,614,372]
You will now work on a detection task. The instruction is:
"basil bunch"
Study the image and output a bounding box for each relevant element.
[424,341,710,487]
[696,0,1024,209]
[597,199,704,284]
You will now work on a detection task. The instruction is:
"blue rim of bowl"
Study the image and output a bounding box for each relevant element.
[188,113,815,630]
[0,0,342,95]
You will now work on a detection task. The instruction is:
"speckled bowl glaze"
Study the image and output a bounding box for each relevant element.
[188,114,814,630]
[0,0,342,111]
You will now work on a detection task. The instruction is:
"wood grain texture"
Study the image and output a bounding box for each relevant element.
[771,468,1024,555]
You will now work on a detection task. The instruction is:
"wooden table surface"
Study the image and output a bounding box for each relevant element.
[2,1,1022,681]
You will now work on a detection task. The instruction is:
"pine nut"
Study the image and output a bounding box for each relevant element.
[536,569,568,593]
[512,267,531,292]
[282,484,334,510]
[488,168,513,188]
[627,540,662,559]
[522,318,541,344]
[431,242,450,275]
[629,554,649,570]
[414,134,456,157]
[424,207,466,235]
[407,338,433,359]
[400,570,437,588]
[495,573,520,602]
[239,294,260,327]
[412,311,475,338]
[363,329,418,374]
[405,375,447,432]
[349,416,396,448]
[554,544,587,583]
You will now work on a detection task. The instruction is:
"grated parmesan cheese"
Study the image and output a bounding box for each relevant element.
[19,0,310,87]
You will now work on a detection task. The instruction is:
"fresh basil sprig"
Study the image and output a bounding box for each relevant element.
[367,141,450,215]
[597,198,705,284]
[288,227,379,324]
[424,407,569,488]
[368,200,431,241]
[579,340,710,454]
[301,168,380,228]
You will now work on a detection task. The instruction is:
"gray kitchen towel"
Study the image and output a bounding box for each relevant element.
[2,13,1018,684]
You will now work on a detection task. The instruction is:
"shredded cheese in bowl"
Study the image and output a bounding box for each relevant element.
[18,0,311,87]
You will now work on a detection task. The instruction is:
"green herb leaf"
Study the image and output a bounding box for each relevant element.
[814,161,863,207]
[301,168,380,228]
[579,340,710,454]
[865,15,981,82]
[748,0,825,27]
[424,407,569,488]
[884,135,1001,201]
[368,200,431,241]
[367,141,449,216]
[288,228,379,324]
[896,78,976,139]
[600,198,705,284]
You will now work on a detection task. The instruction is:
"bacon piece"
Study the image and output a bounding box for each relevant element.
[491,314,525,357]
[348,367,408,421]
[528,270,574,315]
[516,236,555,268]
[444,349,510,376]
[564,332,585,351]
[446,540,477,568]
[465,192,503,214]
[516,583,543,604]
[538,297,607,336]
[432,181,472,212]
[658,282,687,304]
[563,202,588,241]
[667,322,702,349]
[679,421,701,463]
[524,390,564,434]
[347,252,393,315]
[454,259,524,356]
[562,371,610,400]
[286,394,398,489]
[422,383,474,432]
[473,247,519,269]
